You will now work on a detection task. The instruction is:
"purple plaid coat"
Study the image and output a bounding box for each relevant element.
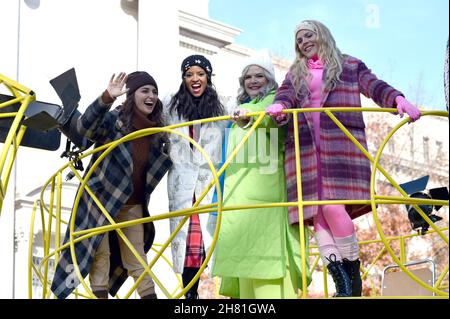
[274,55,402,225]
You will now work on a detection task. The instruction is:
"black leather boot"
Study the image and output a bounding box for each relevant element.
[343,258,362,296]
[92,290,108,299]
[182,267,200,299]
[185,291,199,299]
[326,254,352,297]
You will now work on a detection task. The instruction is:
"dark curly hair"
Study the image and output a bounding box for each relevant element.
[168,80,224,121]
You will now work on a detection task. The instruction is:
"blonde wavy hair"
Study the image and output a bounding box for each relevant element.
[290,20,345,102]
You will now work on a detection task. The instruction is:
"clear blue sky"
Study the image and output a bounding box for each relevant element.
[210,0,449,110]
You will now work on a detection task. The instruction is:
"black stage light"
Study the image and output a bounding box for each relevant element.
[400,176,449,235]
[22,68,92,151]
[0,94,61,151]
[18,68,94,179]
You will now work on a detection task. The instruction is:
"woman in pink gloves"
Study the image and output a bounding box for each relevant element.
[266,20,421,297]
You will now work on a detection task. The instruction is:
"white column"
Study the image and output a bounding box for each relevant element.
[138,0,180,95]
[0,0,20,79]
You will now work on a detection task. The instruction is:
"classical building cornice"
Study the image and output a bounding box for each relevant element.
[178,10,242,49]
[179,35,219,55]
[177,10,291,71]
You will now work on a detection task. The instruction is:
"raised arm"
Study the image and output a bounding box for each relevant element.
[358,61,420,122]
[77,73,128,142]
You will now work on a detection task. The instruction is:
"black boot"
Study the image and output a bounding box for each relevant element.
[185,291,199,299]
[182,267,200,299]
[343,258,362,296]
[92,290,108,299]
[326,254,352,297]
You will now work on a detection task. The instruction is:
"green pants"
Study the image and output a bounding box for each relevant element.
[219,256,299,299]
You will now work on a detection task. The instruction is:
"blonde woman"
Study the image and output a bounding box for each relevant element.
[266,20,421,297]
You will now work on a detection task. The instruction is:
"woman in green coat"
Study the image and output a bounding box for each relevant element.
[212,52,311,298]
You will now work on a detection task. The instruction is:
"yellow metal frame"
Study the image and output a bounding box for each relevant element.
[370,112,448,296]
[0,73,35,214]
[25,106,449,299]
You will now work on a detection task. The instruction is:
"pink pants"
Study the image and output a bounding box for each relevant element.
[312,113,354,237]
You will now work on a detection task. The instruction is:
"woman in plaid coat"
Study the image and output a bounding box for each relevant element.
[266,20,421,297]
[51,71,171,299]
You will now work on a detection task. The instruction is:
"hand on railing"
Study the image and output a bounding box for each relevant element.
[265,103,283,116]
[395,96,421,122]
[231,108,252,128]
[266,103,288,124]
[231,108,249,121]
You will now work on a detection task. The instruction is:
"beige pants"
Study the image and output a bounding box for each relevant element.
[89,204,155,297]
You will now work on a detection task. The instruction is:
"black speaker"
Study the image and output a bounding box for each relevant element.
[0,94,61,151]
[18,68,93,151]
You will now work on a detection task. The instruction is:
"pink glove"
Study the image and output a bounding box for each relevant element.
[395,96,421,122]
[266,103,289,123]
[265,103,284,117]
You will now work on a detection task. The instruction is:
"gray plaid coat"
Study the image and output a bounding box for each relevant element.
[50,96,172,299]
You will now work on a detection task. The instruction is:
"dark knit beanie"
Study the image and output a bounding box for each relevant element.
[126,71,158,97]
[181,54,213,78]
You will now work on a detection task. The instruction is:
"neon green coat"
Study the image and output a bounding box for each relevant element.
[211,91,310,297]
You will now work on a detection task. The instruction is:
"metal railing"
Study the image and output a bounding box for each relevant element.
[0,73,35,214]
[27,107,448,299]
[2,74,446,298]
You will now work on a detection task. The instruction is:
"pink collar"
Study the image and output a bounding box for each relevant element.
[307,57,324,69]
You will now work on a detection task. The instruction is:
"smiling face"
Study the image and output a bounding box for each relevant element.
[244,65,268,100]
[296,29,319,59]
[134,84,158,116]
[183,65,208,97]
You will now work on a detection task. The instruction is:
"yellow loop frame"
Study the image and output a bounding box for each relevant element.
[26,107,449,299]
[370,111,449,296]
[39,126,223,299]
[0,73,35,214]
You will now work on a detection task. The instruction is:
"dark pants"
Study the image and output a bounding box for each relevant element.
[182,267,200,297]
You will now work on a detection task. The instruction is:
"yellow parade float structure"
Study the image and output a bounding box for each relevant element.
[1,72,448,299]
